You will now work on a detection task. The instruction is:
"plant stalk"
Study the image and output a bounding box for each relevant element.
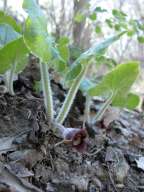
[5,60,17,96]
[56,66,89,124]
[93,93,113,124]
[83,95,91,127]
[40,61,54,121]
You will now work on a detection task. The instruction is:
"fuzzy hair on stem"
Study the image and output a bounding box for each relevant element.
[4,60,17,96]
[92,93,113,124]
[56,65,89,124]
[40,61,54,121]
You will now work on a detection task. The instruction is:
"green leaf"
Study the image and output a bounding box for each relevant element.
[14,39,29,73]
[66,63,82,81]
[79,31,125,60]
[52,59,67,73]
[58,45,69,62]
[125,93,140,109]
[95,7,107,13]
[0,37,28,74]
[112,9,127,20]
[58,37,69,45]
[137,36,144,43]
[74,12,85,23]
[89,13,97,20]
[114,24,121,31]
[57,36,69,62]
[0,24,21,49]
[70,46,82,60]
[112,93,140,109]
[66,32,125,81]
[0,11,21,32]
[95,25,102,34]
[127,30,135,37]
[80,78,95,93]
[88,62,139,109]
[105,19,113,28]
[50,36,69,73]
[23,0,53,63]
[138,24,144,31]
[0,24,28,74]
[129,19,138,31]
[95,56,117,68]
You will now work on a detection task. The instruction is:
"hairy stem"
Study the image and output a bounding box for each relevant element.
[83,95,91,127]
[56,66,88,124]
[93,93,113,124]
[5,60,17,96]
[40,61,54,121]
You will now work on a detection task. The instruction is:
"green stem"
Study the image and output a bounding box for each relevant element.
[5,60,17,96]
[40,61,54,121]
[93,93,113,124]
[83,95,91,127]
[56,66,88,124]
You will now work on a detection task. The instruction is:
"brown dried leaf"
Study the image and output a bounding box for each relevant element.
[135,157,144,171]
[105,147,129,183]
[0,162,42,192]
[9,162,34,178]
[0,137,16,155]
[8,149,43,168]
[103,107,120,127]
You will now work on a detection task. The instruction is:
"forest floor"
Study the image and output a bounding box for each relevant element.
[0,58,144,192]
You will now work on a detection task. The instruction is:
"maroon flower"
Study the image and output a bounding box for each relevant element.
[62,128,88,152]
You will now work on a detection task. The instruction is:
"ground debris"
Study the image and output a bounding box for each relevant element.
[0,64,144,192]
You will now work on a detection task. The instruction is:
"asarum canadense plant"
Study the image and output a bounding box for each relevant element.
[0,0,140,152]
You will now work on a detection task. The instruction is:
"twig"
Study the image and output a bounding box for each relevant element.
[86,147,104,157]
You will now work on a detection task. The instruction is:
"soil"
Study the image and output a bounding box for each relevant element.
[0,57,144,192]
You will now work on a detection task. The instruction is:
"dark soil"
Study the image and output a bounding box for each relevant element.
[0,57,144,192]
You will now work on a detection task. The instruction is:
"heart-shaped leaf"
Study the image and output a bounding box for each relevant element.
[57,37,69,62]
[51,37,69,73]
[0,24,28,74]
[0,11,21,33]
[0,24,21,49]
[66,32,125,81]
[23,0,54,63]
[88,62,140,109]
[0,37,28,74]
[79,78,95,93]
[112,92,140,109]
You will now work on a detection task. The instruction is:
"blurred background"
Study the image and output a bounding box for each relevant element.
[0,0,144,95]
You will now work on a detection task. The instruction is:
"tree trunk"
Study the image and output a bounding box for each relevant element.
[73,0,91,49]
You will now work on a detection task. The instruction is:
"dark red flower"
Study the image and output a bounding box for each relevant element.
[62,128,88,152]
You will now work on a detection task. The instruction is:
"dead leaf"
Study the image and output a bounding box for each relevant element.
[0,182,17,192]
[135,157,144,171]
[71,175,89,191]
[8,149,43,168]
[9,162,34,178]
[0,137,16,155]
[0,162,42,192]
[105,147,129,183]
[103,107,120,127]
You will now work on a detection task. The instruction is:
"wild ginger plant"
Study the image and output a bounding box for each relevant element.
[0,0,140,152]
[55,32,126,124]
[21,0,141,151]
